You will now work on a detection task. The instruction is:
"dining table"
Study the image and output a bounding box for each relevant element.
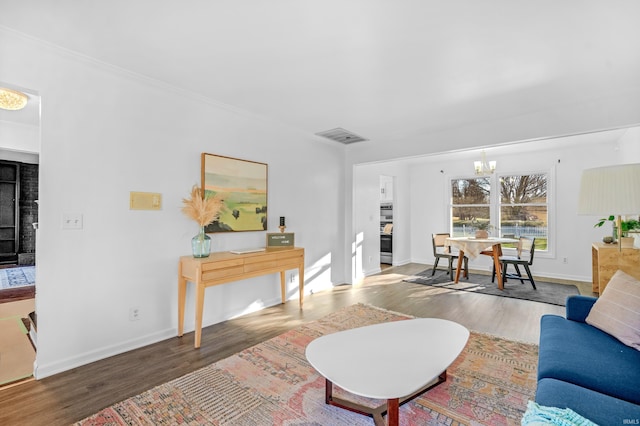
[445,236,519,290]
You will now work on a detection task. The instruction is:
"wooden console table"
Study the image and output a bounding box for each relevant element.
[178,247,304,348]
[591,242,640,294]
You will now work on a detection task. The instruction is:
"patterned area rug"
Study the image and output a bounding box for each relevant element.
[0,266,36,289]
[77,303,538,425]
[404,270,579,306]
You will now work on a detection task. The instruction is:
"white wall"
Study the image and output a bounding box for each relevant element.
[0,121,39,153]
[352,128,640,283]
[1,28,346,378]
[618,127,640,160]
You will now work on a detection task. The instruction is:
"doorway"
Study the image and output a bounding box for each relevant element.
[0,83,40,387]
[380,175,394,268]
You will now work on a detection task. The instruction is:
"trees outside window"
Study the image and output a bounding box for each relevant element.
[450,173,549,251]
[451,177,490,237]
[500,174,548,250]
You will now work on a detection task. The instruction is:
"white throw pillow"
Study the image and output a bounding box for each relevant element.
[586,270,640,351]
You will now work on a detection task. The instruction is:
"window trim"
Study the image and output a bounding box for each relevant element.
[447,167,555,259]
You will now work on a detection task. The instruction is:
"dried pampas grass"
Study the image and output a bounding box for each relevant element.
[181,185,224,227]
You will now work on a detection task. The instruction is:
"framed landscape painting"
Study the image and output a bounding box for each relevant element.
[201,153,268,232]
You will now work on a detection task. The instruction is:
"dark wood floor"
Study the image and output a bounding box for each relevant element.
[0,263,573,426]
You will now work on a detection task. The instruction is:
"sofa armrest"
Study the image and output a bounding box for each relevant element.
[565,295,597,322]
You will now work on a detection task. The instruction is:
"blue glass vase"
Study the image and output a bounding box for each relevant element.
[191,227,211,258]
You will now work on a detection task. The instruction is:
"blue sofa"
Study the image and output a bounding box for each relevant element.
[536,295,640,425]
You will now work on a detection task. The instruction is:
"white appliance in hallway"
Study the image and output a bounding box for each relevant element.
[380,202,393,264]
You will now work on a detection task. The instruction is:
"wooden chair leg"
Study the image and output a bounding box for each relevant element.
[524,264,537,290]
[431,257,440,276]
[502,262,509,284]
[514,264,525,284]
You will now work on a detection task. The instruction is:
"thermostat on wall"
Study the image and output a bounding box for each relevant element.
[130,192,162,210]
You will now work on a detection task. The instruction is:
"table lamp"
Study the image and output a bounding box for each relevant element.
[577,163,640,250]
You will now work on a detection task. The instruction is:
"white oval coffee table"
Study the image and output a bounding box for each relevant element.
[305,318,469,426]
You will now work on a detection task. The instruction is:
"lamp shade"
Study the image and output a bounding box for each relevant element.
[577,163,640,215]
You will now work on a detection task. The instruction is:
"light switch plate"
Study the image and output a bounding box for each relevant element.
[62,213,83,229]
[130,192,162,210]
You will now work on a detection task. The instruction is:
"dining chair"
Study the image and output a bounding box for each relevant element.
[432,233,468,280]
[492,236,537,289]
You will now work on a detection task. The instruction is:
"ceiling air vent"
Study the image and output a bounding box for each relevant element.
[315,127,368,144]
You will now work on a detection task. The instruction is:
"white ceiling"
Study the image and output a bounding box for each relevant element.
[1,1,640,150]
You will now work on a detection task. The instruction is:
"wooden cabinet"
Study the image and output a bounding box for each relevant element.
[591,242,640,294]
[178,247,304,348]
[0,161,19,259]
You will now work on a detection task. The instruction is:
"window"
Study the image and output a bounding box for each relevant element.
[451,177,491,237]
[450,173,550,252]
[499,174,548,251]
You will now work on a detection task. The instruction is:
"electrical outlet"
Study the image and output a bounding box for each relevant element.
[129,307,141,321]
[290,274,295,283]
[62,213,83,229]
[563,257,568,264]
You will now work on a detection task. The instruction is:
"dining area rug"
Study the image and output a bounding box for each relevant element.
[403,269,579,306]
[77,303,537,425]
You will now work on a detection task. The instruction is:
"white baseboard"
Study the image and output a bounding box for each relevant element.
[392,258,410,267]
[534,272,591,284]
[34,296,288,380]
[34,328,176,379]
[364,266,382,276]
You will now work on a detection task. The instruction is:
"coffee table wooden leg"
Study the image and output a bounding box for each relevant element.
[325,379,373,418]
[323,372,448,426]
[387,398,399,426]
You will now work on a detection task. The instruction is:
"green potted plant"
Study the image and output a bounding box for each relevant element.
[621,219,640,236]
[471,218,493,239]
[594,215,617,242]
[595,216,640,246]
[621,218,640,248]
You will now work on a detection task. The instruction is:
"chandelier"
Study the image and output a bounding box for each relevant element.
[474,150,496,176]
[0,87,28,111]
